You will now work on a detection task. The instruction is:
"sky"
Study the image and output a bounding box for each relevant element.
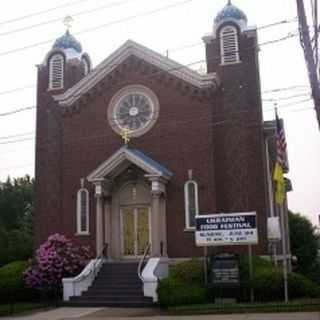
[0,0,319,226]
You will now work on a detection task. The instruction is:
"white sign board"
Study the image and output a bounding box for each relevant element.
[195,212,258,247]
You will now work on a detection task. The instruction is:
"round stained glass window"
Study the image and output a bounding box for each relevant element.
[108,85,159,137]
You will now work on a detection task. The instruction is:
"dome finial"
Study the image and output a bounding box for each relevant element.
[63,15,73,32]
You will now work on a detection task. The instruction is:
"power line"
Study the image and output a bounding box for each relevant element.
[0,131,34,141]
[0,0,194,58]
[0,0,141,37]
[0,163,34,172]
[0,31,303,118]
[264,98,313,112]
[0,0,91,26]
[0,97,315,146]
[262,85,309,93]
[0,84,35,96]
[0,106,35,117]
[0,18,299,96]
[0,137,34,145]
[262,92,311,102]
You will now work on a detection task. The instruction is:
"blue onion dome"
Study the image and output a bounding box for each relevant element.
[214,1,248,26]
[52,30,82,53]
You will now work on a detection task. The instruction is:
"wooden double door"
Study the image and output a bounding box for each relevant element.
[121,206,151,257]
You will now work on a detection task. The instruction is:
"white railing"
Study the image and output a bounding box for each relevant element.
[62,243,108,301]
[140,256,169,302]
[138,243,151,281]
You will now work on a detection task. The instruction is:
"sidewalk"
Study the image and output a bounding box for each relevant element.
[1,307,319,320]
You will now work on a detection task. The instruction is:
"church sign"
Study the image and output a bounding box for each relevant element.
[195,212,258,247]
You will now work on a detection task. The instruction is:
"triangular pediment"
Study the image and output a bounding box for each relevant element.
[54,40,219,107]
[87,146,172,182]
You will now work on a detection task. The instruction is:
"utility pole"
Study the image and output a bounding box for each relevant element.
[296,0,320,130]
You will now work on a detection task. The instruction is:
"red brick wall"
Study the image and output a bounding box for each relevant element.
[35,28,269,257]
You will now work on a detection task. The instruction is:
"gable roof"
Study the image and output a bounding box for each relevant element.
[87,145,173,182]
[54,40,219,107]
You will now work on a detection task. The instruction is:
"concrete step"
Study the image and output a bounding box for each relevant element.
[63,300,154,308]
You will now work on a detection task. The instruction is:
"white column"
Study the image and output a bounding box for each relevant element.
[160,195,167,256]
[94,182,104,257]
[104,197,112,258]
[151,191,161,256]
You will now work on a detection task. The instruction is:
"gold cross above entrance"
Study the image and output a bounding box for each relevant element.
[120,128,131,144]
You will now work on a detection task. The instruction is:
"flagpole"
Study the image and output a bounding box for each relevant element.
[279,203,289,303]
[273,107,289,303]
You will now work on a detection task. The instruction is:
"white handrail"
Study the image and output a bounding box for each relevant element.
[137,243,151,281]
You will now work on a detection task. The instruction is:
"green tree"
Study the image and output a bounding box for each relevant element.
[0,176,34,266]
[289,211,319,274]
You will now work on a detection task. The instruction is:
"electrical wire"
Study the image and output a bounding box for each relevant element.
[0,0,194,58]
[0,106,35,117]
[0,131,34,141]
[0,0,92,26]
[0,0,141,37]
[0,30,304,118]
[0,18,300,96]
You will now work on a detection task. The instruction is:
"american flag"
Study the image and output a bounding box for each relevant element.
[275,110,287,169]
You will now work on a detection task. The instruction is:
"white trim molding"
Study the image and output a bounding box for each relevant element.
[76,188,90,235]
[87,146,172,183]
[53,40,219,107]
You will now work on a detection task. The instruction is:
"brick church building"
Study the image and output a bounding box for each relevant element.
[35,2,288,261]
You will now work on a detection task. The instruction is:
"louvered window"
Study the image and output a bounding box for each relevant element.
[220,26,240,64]
[49,54,64,90]
[184,180,199,229]
[77,188,89,234]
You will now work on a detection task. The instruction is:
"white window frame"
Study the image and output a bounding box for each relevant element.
[220,25,240,65]
[48,53,64,90]
[76,188,90,235]
[184,180,199,230]
[82,57,90,76]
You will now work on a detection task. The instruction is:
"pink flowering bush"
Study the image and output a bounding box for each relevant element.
[23,234,91,293]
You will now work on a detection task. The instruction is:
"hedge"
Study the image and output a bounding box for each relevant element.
[158,257,320,307]
[0,261,36,303]
[158,277,207,307]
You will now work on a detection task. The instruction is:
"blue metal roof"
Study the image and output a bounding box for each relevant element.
[214,2,247,25]
[52,30,82,53]
[127,147,173,177]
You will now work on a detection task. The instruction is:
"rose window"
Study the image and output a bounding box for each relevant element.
[108,85,159,137]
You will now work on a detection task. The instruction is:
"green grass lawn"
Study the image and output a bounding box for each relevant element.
[0,303,44,317]
[168,301,320,315]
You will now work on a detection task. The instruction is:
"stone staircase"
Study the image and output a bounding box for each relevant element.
[65,262,154,307]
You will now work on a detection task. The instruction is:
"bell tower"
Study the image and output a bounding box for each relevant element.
[204,2,269,253]
[34,19,91,245]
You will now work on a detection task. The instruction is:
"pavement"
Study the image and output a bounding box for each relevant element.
[1,307,320,320]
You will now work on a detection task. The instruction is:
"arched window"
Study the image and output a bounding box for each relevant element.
[77,187,89,234]
[49,53,64,90]
[220,25,240,65]
[184,180,199,229]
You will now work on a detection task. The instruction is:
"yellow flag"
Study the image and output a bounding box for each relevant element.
[273,162,285,204]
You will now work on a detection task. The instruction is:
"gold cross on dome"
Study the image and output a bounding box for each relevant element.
[120,128,131,144]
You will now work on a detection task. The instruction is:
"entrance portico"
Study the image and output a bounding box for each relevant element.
[87,146,172,258]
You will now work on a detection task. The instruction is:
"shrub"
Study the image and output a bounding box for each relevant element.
[239,255,320,302]
[288,272,320,299]
[170,259,204,284]
[0,261,31,303]
[23,234,91,294]
[158,277,207,307]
